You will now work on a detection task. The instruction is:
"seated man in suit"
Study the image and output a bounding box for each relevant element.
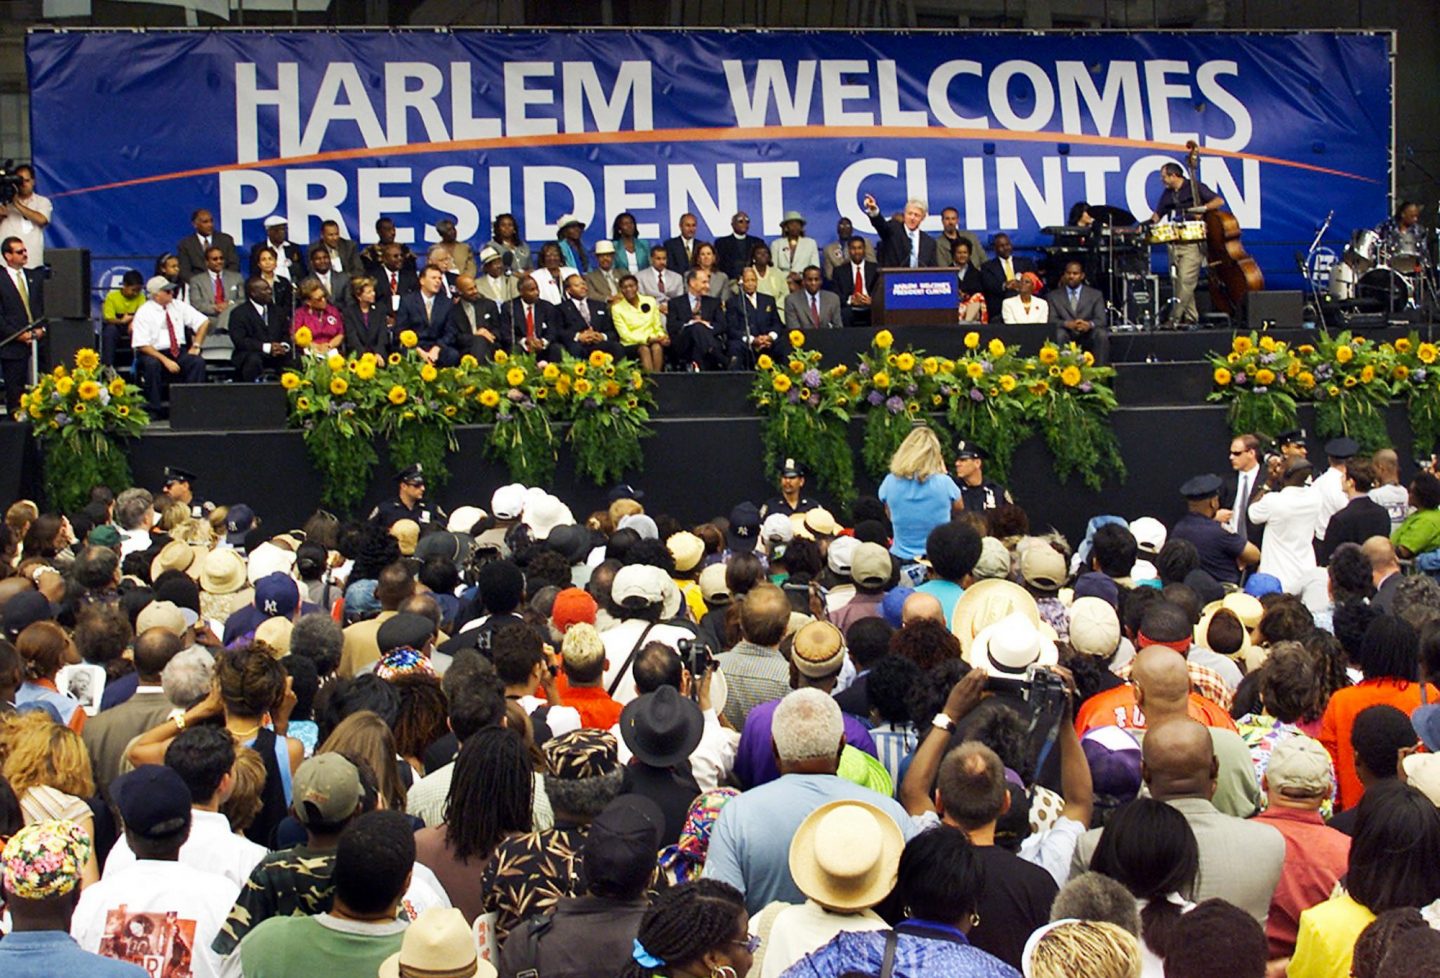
[585,241,622,302]
[187,245,244,334]
[476,246,519,307]
[307,244,350,307]
[667,268,727,371]
[229,277,293,382]
[829,237,879,328]
[726,266,788,369]
[557,274,625,361]
[713,211,767,281]
[502,275,561,363]
[662,213,706,276]
[862,193,939,268]
[373,242,420,319]
[425,244,461,298]
[177,208,240,280]
[361,216,417,276]
[636,246,686,316]
[784,266,843,330]
[980,233,1037,314]
[319,219,365,277]
[395,265,458,366]
[1047,260,1109,365]
[448,274,505,362]
[131,275,210,413]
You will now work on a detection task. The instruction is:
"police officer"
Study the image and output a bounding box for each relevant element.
[370,463,446,529]
[159,465,214,519]
[760,458,820,520]
[1266,429,1311,489]
[953,441,1012,513]
[1168,473,1259,585]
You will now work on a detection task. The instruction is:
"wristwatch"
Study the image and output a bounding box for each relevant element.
[931,712,955,733]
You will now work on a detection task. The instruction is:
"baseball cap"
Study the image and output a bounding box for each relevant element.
[850,542,892,588]
[726,502,761,553]
[582,795,664,895]
[826,536,860,577]
[4,590,54,641]
[1266,734,1335,797]
[611,564,668,608]
[1081,726,1142,801]
[1019,544,1066,592]
[292,753,362,827]
[667,532,704,573]
[971,537,1011,581]
[145,275,175,296]
[135,599,197,637]
[111,766,192,839]
[698,563,731,605]
[87,525,122,548]
[617,513,658,541]
[1129,516,1167,556]
[447,506,487,535]
[1067,597,1121,658]
[490,483,527,521]
[377,612,434,654]
[253,572,300,618]
[390,519,420,557]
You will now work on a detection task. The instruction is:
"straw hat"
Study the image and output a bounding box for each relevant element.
[952,578,1040,658]
[788,800,903,912]
[150,539,201,583]
[969,612,1059,678]
[200,548,248,594]
[378,907,491,978]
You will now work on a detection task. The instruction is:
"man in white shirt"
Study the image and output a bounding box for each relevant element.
[600,565,697,704]
[0,165,52,268]
[1312,437,1357,543]
[104,727,267,887]
[1249,457,1325,602]
[72,766,239,978]
[1368,448,1414,532]
[131,275,210,414]
[612,642,738,792]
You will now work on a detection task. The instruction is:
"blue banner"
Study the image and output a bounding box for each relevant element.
[27,29,1391,295]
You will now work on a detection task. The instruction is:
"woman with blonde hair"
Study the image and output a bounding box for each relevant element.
[0,710,100,884]
[880,425,963,575]
[1022,920,1141,978]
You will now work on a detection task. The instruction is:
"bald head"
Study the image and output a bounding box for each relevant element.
[1373,448,1399,482]
[1362,535,1399,575]
[902,592,946,625]
[1141,718,1217,801]
[1132,644,1192,718]
[739,583,792,647]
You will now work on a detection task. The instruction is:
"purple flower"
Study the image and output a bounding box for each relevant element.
[969,388,985,402]
[858,362,871,376]
[788,389,801,403]
[905,385,917,396]
[886,395,905,414]
[807,395,820,408]
[1079,382,1093,393]
[507,389,524,401]
[1234,372,1247,384]
[866,391,884,406]
[1259,353,1276,364]
[1416,369,1429,383]
[54,412,69,425]
[803,369,822,388]
[981,361,994,373]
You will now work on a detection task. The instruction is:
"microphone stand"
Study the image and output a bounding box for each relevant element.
[0,317,47,387]
[1302,212,1333,331]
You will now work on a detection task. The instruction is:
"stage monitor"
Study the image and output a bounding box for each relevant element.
[873,268,958,327]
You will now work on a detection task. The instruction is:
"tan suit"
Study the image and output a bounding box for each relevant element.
[82,689,174,788]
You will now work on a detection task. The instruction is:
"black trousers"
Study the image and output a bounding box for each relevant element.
[1056,325,1110,367]
[232,350,294,383]
[2,354,29,416]
[138,352,206,412]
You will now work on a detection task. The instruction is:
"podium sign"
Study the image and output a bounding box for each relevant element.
[875,268,959,327]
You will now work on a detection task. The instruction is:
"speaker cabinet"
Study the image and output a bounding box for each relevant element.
[45,248,91,319]
[1247,291,1304,331]
[45,318,96,371]
[168,383,288,432]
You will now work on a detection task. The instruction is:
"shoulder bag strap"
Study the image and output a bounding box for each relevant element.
[878,929,900,978]
[606,621,659,696]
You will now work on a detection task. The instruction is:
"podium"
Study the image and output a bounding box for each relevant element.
[873,267,959,327]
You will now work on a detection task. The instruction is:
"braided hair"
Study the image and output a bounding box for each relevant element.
[619,879,746,978]
[214,646,287,719]
[443,726,533,862]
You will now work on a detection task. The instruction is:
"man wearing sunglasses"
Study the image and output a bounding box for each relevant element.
[0,235,44,416]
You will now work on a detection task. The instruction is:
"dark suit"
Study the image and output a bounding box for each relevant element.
[1318,496,1393,566]
[725,290,789,367]
[713,234,767,280]
[326,238,365,277]
[557,297,625,361]
[667,291,727,370]
[249,240,307,280]
[829,260,881,328]
[342,302,390,357]
[980,256,1038,318]
[374,267,420,314]
[868,211,939,268]
[662,236,708,276]
[177,232,241,279]
[448,295,505,361]
[502,297,562,362]
[954,264,985,300]
[1222,467,1267,548]
[228,300,293,381]
[1046,283,1110,365]
[0,264,42,414]
[395,291,458,366]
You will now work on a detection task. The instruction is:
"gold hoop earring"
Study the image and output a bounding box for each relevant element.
[712,967,738,978]
[970,912,982,928]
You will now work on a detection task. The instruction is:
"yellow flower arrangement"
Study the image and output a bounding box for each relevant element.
[773,373,792,393]
[444,405,457,417]
[459,354,479,369]
[388,385,407,405]
[1214,367,1232,386]
[543,363,561,380]
[998,374,1017,392]
[1419,343,1438,365]
[74,403,87,414]
[77,380,101,400]
[1396,337,1413,353]
[873,371,890,389]
[479,388,500,407]
[387,352,403,365]
[874,330,893,349]
[895,352,916,372]
[108,378,127,397]
[829,365,848,378]
[966,362,985,380]
[354,360,376,380]
[326,350,345,370]
[788,360,805,374]
[790,330,806,349]
[55,376,74,396]
[1394,365,1410,381]
[589,349,610,367]
[1297,371,1315,389]
[1083,352,1095,366]
[506,367,526,387]
[399,330,418,349]
[329,377,348,396]
[75,348,100,371]
[574,362,588,377]
[1233,335,1253,354]
[964,332,980,350]
[420,364,438,383]
[1342,375,1358,388]
[293,326,313,348]
[922,357,939,375]
[1254,369,1276,386]
[1360,365,1375,384]
[556,375,572,396]
[1060,365,1082,387]
[574,378,594,396]
[1038,346,1059,365]
[1335,344,1353,364]
[296,395,312,410]
[988,338,1006,358]
[756,354,774,371]
[494,349,509,364]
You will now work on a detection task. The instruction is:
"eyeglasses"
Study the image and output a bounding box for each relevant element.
[732,935,762,954]
[1228,450,1249,457]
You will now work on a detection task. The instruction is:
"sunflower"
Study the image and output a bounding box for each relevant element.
[574,378,594,396]
[494,349,509,364]
[420,364,439,383]
[773,374,792,393]
[387,386,407,405]
[479,389,500,407]
[631,374,644,390]
[1298,344,1316,355]
[1254,369,1276,386]
[443,405,457,417]
[829,365,848,378]
[756,354,774,371]
[55,377,74,396]
[998,374,1017,392]
[1334,344,1354,364]
[459,354,479,369]
[296,396,312,411]
[1360,365,1375,384]
[329,377,348,396]
[1394,365,1411,382]
[77,380,101,400]
[963,332,980,350]
[1343,375,1358,388]
[52,365,67,379]
[603,381,621,398]
[987,338,1006,358]
[117,405,130,417]
[1048,365,1062,377]
[388,352,403,365]
[1083,352,1095,366]
[1030,381,1050,396]
[1214,367,1232,386]
[1419,343,1438,365]
[589,349,609,367]
[541,363,560,381]
[966,362,985,380]
[556,376,572,396]
[626,396,639,409]
[399,330,419,349]
[573,362,588,377]
[1226,352,1240,364]
[1232,335,1253,354]
[789,330,806,349]
[1060,365,1082,387]
[1327,385,1341,397]
[1396,337,1413,353]
[932,394,943,405]
[906,401,921,415]
[1258,335,1277,352]
[506,367,526,387]
[354,360,376,381]
[326,350,346,371]
[788,360,805,374]
[895,352,916,372]
[74,348,100,371]
[922,357,939,375]
[873,371,890,389]
[1038,346,1059,365]
[535,387,548,400]
[1296,371,1315,389]
[293,326,313,348]
[108,378,127,397]
[74,403,87,414]
[874,330,893,350]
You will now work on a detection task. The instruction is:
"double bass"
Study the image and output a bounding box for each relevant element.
[1186,141,1264,317]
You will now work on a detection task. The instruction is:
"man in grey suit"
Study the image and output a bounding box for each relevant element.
[307,245,351,307]
[1069,717,1285,924]
[584,241,622,301]
[319,219,364,277]
[81,628,183,788]
[176,209,240,280]
[784,266,843,330]
[1047,261,1110,365]
[187,245,245,334]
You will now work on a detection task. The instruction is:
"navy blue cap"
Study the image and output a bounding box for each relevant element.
[1275,429,1307,447]
[1324,437,1360,459]
[727,502,761,552]
[955,440,987,460]
[112,766,192,838]
[1180,474,1224,500]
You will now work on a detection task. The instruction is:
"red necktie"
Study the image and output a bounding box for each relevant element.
[389,271,398,293]
[853,266,864,297]
[214,274,224,303]
[810,294,820,327]
[525,304,535,343]
[659,271,666,293]
[165,308,180,357]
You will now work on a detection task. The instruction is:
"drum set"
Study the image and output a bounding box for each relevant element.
[1042,219,1154,327]
[1330,226,1433,314]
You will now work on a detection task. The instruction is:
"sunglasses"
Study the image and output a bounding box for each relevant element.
[732,934,762,954]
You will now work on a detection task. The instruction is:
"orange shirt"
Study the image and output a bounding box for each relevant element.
[1319,678,1437,811]
[1075,683,1237,737]
[560,684,625,731]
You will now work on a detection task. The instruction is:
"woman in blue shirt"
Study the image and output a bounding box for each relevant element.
[878,426,962,581]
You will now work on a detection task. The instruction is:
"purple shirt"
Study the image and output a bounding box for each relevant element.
[734,697,878,789]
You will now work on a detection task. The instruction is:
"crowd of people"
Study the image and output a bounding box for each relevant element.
[1,419,1440,978]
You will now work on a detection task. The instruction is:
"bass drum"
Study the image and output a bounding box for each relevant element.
[1356,267,1412,313]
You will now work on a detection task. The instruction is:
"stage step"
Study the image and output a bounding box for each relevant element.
[1112,361,1215,407]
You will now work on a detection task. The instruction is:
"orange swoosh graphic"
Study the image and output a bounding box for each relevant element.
[52,124,1377,198]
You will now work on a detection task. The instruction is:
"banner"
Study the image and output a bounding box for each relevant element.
[28,29,1391,294]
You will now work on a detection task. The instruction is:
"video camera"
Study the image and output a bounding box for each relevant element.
[676,636,714,702]
[985,664,1071,784]
[0,161,25,206]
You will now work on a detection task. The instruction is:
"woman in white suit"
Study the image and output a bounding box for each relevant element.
[1001,271,1049,325]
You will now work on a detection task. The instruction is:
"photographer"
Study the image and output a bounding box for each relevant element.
[0,164,51,268]
[615,640,737,792]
